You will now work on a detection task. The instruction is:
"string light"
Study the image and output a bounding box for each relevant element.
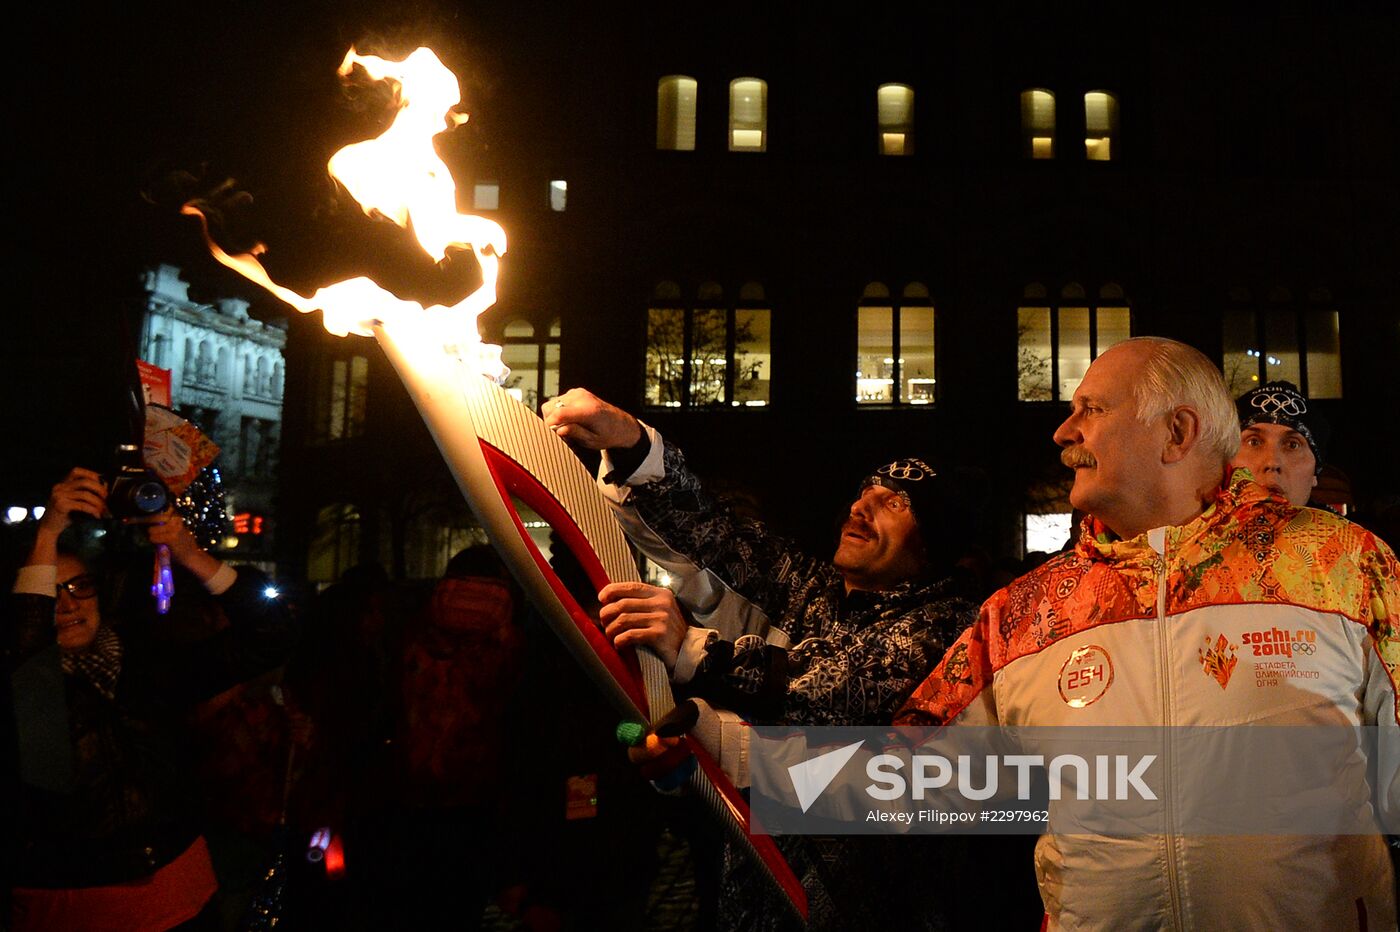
[173,465,232,550]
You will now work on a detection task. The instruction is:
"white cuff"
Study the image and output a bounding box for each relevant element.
[598,422,666,504]
[204,563,238,595]
[672,626,718,685]
[687,698,752,791]
[14,564,57,596]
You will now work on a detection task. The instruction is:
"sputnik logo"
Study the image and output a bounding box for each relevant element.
[788,741,865,813]
[1198,634,1239,690]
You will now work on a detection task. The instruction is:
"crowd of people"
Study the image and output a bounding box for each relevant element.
[5,336,1397,931]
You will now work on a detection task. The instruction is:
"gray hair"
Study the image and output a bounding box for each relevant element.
[1119,337,1240,464]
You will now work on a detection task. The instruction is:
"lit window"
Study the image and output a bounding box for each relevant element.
[729,78,767,152]
[1025,512,1073,555]
[312,354,369,441]
[657,75,698,151]
[1084,91,1119,161]
[645,281,771,408]
[499,317,562,413]
[1021,89,1055,159]
[856,283,936,406]
[1018,283,1131,401]
[307,503,361,584]
[1221,289,1341,399]
[473,183,499,211]
[549,180,567,212]
[877,84,914,155]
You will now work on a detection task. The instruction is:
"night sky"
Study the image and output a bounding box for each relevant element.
[9,1,532,497]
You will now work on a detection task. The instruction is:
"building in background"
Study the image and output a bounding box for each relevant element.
[139,264,286,567]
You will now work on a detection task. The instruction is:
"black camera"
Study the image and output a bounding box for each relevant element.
[106,444,170,518]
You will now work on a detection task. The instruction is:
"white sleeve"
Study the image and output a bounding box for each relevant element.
[13,565,56,596]
[598,422,666,504]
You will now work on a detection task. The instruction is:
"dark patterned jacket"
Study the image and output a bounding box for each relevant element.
[606,436,981,932]
[612,437,975,727]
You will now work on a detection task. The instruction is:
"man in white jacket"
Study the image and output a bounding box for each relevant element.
[898,336,1398,930]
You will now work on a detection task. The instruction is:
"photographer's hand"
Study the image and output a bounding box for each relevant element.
[27,468,108,566]
[141,509,222,584]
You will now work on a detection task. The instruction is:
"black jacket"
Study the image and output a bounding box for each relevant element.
[4,568,295,888]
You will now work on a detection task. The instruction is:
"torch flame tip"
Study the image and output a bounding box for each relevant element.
[191,44,504,365]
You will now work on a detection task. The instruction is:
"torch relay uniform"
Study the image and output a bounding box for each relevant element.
[897,469,1400,931]
[599,426,978,931]
[5,560,296,932]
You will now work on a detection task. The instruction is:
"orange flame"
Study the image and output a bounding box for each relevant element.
[183,46,507,377]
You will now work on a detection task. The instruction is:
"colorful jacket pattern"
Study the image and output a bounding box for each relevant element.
[897,470,1399,930]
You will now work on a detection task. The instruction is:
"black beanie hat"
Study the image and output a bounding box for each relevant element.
[858,458,941,528]
[1236,380,1329,473]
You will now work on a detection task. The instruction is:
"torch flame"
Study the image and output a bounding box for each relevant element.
[183,46,507,377]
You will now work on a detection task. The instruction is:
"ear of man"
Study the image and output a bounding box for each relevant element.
[1162,405,1201,465]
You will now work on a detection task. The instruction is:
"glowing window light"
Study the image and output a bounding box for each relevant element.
[657,76,698,150]
[729,78,767,152]
[877,84,914,156]
[1021,89,1055,159]
[1084,91,1118,161]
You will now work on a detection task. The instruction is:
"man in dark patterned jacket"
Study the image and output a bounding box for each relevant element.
[546,388,979,930]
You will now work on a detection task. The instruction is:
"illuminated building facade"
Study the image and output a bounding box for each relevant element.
[139,264,285,564]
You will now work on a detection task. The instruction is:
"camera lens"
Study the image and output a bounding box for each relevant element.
[133,480,169,515]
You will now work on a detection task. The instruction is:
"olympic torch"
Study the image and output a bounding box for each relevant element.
[184,45,805,920]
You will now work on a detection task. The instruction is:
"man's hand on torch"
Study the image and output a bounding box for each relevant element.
[598,581,689,670]
[616,701,701,790]
[543,388,643,450]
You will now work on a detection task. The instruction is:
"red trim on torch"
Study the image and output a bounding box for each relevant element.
[480,440,808,920]
[480,441,650,714]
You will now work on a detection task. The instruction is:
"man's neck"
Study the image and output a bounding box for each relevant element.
[1105,487,1221,540]
[842,575,906,596]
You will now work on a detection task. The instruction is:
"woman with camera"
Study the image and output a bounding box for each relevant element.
[5,467,296,931]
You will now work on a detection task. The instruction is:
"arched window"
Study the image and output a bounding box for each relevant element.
[645,281,771,408]
[500,316,561,413]
[877,84,914,155]
[196,340,212,384]
[1221,288,1341,398]
[1021,89,1055,159]
[1017,282,1131,401]
[1084,91,1119,161]
[856,282,937,405]
[729,78,767,152]
[657,76,698,151]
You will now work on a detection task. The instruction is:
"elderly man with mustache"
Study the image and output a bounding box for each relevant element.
[898,337,1398,930]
